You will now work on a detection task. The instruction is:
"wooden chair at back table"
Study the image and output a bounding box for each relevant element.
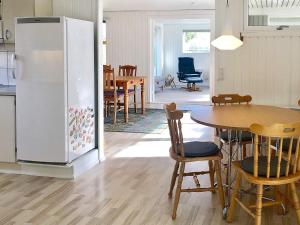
[212,94,253,159]
[227,122,300,225]
[164,103,225,219]
[119,65,138,113]
[103,68,125,124]
[103,64,111,72]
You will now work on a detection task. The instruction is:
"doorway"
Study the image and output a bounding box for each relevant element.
[150,16,215,105]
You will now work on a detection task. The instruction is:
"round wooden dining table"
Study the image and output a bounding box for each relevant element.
[190,104,300,131]
[190,104,300,214]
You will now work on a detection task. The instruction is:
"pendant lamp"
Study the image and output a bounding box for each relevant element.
[211,0,243,51]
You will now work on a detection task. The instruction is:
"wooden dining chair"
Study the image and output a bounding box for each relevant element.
[212,94,253,159]
[165,103,225,219]
[227,122,300,225]
[119,65,138,113]
[271,99,300,156]
[103,64,111,72]
[103,68,125,124]
[271,100,300,182]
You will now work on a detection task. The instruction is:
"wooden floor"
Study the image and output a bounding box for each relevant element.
[155,85,210,104]
[0,113,298,225]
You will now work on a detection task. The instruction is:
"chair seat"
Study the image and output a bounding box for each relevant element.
[180,141,220,157]
[271,138,299,153]
[241,156,288,177]
[104,90,124,97]
[185,77,203,84]
[220,130,253,142]
[184,73,201,77]
[117,89,135,94]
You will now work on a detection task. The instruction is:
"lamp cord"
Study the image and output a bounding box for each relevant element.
[226,0,229,7]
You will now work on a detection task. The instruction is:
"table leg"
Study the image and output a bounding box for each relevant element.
[141,82,145,114]
[124,87,129,123]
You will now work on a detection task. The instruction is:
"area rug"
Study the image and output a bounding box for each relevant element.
[104,108,169,134]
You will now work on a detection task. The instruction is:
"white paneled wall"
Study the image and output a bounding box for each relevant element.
[163,23,210,85]
[35,0,53,16]
[240,35,300,106]
[52,0,97,22]
[215,0,300,107]
[105,11,149,76]
[104,10,215,102]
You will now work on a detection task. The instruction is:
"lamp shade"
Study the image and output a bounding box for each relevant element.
[211,35,243,51]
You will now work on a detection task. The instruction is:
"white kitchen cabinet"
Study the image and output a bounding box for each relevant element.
[0,96,16,162]
[2,0,35,43]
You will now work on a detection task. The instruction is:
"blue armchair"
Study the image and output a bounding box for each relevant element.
[177,57,202,83]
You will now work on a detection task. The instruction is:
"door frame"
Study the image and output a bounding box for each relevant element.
[149,11,216,103]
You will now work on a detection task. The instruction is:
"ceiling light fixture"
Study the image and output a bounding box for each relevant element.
[211,0,243,51]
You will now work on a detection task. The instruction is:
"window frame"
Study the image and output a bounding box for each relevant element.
[244,0,300,31]
[182,30,211,54]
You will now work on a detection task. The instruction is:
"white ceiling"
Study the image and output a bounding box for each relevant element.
[103,0,215,11]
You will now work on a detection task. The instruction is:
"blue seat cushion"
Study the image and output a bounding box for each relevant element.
[241,156,288,177]
[185,77,203,84]
[104,91,124,97]
[180,141,220,157]
[117,89,135,94]
[220,130,253,142]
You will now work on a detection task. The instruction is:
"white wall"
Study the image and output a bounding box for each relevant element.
[35,0,53,16]
[104,10,215,102]
[215,0,300,107]
[52,0,97,22]
[163,23,210,85]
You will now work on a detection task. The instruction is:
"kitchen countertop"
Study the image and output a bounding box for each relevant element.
[0,85,16,96]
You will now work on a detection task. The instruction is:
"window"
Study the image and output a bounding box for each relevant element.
[182,31,210,54]
[245,0,300,30]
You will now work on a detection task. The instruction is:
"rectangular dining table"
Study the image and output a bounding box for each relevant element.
[115,76,146,123]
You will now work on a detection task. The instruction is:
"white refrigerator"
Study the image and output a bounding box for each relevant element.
[15,17,96,163]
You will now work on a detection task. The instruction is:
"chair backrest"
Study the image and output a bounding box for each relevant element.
[103,64,111,72]
[178,57,196,74]
[298,99,300,106]
[103,68,116,92]
[212,94,252,106]
[118,65,137,77]
[250,122,300,178]
[164,103,185,157]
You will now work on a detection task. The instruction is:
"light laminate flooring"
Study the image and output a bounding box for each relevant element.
[0,113,298,225]
[154,85,210,104]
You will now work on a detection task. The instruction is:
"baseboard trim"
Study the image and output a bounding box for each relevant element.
[0,149,100,179]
